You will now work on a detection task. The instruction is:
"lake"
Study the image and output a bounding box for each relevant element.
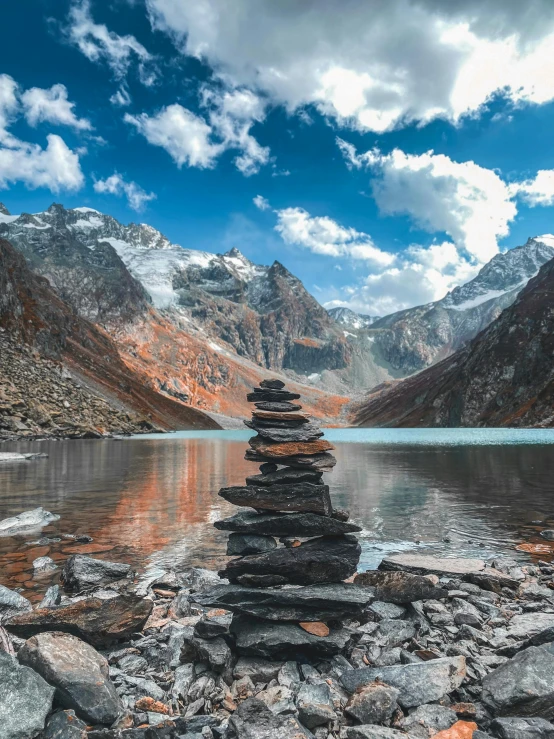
[1,428,554,601]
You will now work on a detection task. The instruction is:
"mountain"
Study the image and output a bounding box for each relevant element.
[354,257,554,428]
[327,307,378,330]
[367,238,554,374]
[0,237,219,438]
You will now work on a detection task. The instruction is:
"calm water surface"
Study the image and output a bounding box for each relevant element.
[1,428,553,600]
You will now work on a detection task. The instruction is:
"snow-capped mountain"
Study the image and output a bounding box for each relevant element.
[327,307,378,330]
[369,237,554,374]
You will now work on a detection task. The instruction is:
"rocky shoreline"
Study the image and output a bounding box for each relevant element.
[2,550,554,739]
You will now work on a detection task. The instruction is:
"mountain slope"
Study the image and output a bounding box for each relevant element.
[367,238,554,374]
[0,237,219,436]
[354,257,554,428]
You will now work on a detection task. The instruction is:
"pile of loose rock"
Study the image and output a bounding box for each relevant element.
[2,383,554,738]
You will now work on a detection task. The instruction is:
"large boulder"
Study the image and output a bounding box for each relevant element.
[215,510,361,537]
[60,555,131,592]
[232,614,359,660]
[197,582,373,621]
[5,594,152,646]
[0,585,31,622]
[18,632,124,725]
[354,570,448,604]
[0,650,54,739]
[221,535,361,586]
[482,645,554,719]
[226,696,312,738]
[341,656,466,708]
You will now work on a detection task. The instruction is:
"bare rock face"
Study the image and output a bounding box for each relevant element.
[0,650,54,739]
[18,632,124,725]
[5,594,152,646]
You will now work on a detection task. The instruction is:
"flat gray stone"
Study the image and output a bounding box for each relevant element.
[18,632,123,725]
[341,656,466,708]
[197,582,373,621]
[43,710,87,739]
[346,727,408,739]
[0,650,54,739]
[227,534,277,555]
[507,613,554,640]
[400,704,458,739]
[491,717,554,739]
[296,682,336,728]
[219,483,332,516]
[245,421,323,442]
[60,554,131,592]
[355,570,448,604]
[245,468,323,487]
[233,658,284,683]
[215,510,361,536]
[380,554,487,577]
[232,615,359,660]
[482,645,554,719]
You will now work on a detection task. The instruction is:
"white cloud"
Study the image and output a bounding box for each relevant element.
[0,134,85,192]
[274,206,394,266]
[110,86,131,107]
[21,84,92,131]
[93,172,155,210]
[145,0,554,132]
[67,0,156,83]
[513,169,554,206]
[124,86,269,175]
[253,194,269,211]
[0,75,85,193]
[340,141,517,264]
[125,104,220,168]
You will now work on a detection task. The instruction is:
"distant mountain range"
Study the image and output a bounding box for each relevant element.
[355,255,554,428]
[1,201,552,425]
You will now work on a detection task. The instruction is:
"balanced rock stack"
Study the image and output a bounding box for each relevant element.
[199,379,373,660]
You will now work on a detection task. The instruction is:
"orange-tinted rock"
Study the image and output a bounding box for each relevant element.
[299,621,329,637]
[451,703,477,719]
[516,542,553,554]
[252,411,310,422]
[249,437,334,458]
[433,720,477,739]
[135,697,170,714]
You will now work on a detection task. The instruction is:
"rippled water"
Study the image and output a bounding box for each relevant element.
[1,428,553,600]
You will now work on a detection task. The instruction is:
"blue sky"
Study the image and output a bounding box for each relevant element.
[2,0,554,316]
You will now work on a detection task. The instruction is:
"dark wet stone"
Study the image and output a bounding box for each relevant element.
[341,656,467,708]
[254,402,302,412]
[540,531,554,541]
[18,631,123,725]
[245,467,323,487]
[219,483,332,516]
[0,650,54,739]
[345,682,400,724]
[482,645,554,719]
[227,696,312,738]
[193,611,232,639]
[245,421,323,442]
[5,594,152,647]
[346,728,408,739]
[197,582,374,621]
[259,462,278,474]
[296,682,336,728]
[60,554,131,592]
[220,534,361,586]
[245,448,336,470]
[491,717,554,739]
[215,510,361,537]
[354,570,449,604]
[247,390,301,402]
[259,379,285,389]
[236,574,289,587]
[43,710,87,739]
[227,533,277,555]
[232,615,360,660]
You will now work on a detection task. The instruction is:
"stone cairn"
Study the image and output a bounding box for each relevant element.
[199,378,373,662]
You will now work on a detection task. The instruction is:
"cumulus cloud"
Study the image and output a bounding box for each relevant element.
[513,169,554,206]
[339,141,517,264]
[93,172,155,210]
[253,194,270,210]
[67,1,157,84]
[0,74,84,192]
[125,86,269,175]
[145,0,554,132]
[21,83,92,130]
[274,206,395,266]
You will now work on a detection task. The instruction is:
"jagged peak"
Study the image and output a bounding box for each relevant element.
[0,203,10,216]
[46,202,65,214]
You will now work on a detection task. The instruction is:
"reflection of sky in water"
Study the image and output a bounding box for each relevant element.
[0,429,553,598]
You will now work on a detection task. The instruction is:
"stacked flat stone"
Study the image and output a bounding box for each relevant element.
[199,379,373,660]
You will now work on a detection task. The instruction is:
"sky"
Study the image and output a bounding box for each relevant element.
[3,1,554,316]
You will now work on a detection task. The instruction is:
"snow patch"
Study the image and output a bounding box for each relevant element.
[536,234,554,248]
[0,212,19,224]
[446,285,524,311]
[72,207,101,214]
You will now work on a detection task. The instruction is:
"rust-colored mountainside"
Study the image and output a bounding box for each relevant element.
[0,238,219,436]
[355,257,554,428]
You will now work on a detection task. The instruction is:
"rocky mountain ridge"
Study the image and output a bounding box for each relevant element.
[355,256,554,427]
